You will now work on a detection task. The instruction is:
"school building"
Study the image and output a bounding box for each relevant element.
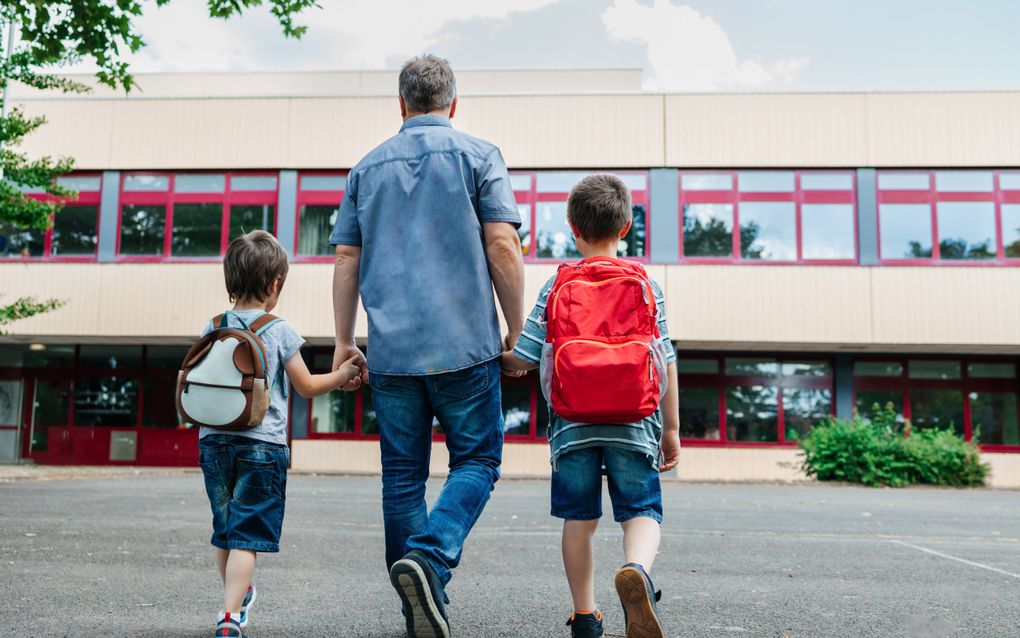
[2,69,1020,487]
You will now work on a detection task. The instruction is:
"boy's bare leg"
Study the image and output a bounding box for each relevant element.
[223,549,257,614]
[216,548,229,584]
[622,516,661,571]
[562,519,600,612]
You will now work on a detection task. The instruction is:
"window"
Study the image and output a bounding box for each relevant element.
[680,171,856,264]
[118,173,278,260]
[0,174,101,260]
[502,379,533,437]
[877,170,1020,264]
[677,356,833,444]
[528,171,650,261]
[853,358,1019,446]
[295,173,345,258]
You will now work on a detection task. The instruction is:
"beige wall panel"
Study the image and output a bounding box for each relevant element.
[664,93,869,167]
[865,92,1020,167]
[284,97,400,168]
[15,101,116,167]
[674,447,807,482]
[456,95,665,168]
[869,268,1020,346]
[984,453,1020,489]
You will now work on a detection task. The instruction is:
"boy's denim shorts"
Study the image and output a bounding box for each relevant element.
[551,446,663,524]
[199,434,289,553]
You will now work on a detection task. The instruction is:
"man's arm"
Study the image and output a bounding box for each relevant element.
[482,221,526,352]
[332,244,368,388]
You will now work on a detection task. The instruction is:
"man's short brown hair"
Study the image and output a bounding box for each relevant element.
[223,230,289,303]
[567,174,633,243]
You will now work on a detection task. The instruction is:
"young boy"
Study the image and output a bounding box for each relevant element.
[502,175,680,638]
[198,230,363,638]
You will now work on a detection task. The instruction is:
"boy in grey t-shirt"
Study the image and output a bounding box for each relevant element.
[198,231,363,638]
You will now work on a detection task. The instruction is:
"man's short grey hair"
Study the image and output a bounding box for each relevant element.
[399,55,457,114]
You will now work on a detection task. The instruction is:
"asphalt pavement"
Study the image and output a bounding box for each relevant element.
[2,472,1018,638]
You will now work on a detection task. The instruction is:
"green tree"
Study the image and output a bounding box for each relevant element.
[0,0,316,328]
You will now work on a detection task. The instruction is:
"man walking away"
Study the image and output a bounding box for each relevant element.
[330,55,526,638]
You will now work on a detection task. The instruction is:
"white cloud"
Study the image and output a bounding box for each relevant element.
[602,0,809,90]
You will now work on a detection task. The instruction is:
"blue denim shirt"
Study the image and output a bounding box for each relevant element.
[330,114,521,375]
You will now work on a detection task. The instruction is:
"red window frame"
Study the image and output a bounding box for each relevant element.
[524,170,651,263]
[876,170,1020,266]
[292,171,348,263]
[676,355,836,447]
[853,357,1020,451]
[116,172,279,262]
[678,170,858,266]
[5,173,104,262]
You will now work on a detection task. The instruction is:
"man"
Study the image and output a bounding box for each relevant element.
[330,55,526,638]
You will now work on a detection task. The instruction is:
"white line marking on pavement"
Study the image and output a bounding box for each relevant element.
[891,540,1020,579]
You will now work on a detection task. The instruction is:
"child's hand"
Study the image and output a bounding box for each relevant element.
[336,355,364,386]
[501,351,526,377]
[659,430,680,473]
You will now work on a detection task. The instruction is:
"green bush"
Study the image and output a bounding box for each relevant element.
[800,403,988,487]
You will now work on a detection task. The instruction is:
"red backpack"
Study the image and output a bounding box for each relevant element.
[542,256,668,424]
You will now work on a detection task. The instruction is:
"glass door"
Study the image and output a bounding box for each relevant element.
[22,376,72,463]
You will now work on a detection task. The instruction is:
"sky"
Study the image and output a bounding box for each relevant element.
[67,0,1020,92]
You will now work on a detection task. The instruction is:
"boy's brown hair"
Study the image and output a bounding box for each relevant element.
[223,230,289,303]
[567,174,633,243]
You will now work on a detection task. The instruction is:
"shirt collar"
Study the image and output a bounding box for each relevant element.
[399,114,453,132]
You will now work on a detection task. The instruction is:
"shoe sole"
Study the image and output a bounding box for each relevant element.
[390,559,450,638]
[615,566,664,638]
[239,586,256,628]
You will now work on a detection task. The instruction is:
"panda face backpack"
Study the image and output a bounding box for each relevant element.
[176,312,282,431]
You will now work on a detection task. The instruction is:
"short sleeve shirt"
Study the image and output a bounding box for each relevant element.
[330,114,520,375]
[198,310,304,447]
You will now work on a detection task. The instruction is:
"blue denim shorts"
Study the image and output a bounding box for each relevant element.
[199,435,289,552]
[551,446,663,524]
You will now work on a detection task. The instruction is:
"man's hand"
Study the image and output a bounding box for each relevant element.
[501,331,526,377]
[659,429,681,473]
[333,342,368,391]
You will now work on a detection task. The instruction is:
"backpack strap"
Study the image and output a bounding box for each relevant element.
[213,314,226,329]
[250,313,281,336]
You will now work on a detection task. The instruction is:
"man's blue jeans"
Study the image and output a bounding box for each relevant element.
[369,358,504,588]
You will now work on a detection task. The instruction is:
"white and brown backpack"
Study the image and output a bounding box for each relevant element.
[176,312,282,431]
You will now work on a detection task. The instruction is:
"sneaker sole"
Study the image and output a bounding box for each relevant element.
[390,559,450,638]
[239,586,256,628]
[615,566,664,638]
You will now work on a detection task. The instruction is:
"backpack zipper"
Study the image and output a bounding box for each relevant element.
[549,276,650,321]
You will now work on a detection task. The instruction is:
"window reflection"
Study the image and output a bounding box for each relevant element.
[73,377,139,427]
[725,385,778,442]
[230,205,275,240]
[909,389,964,436]
[1003,205,1020,258]
[172,203,223,257]
[783,388,832,441]
[0,222,44,258]
[739,202,796,261]
[855,391,904,423]
[679,387,720,440]
[120,205,167,256]
[801,204,855,260]
[536,202,579,259]
[879,204,932,259]
[52,206,99,256]
[936,202,995,260]
[970,392,1019,445]
[298,205,339,257]
[683,204,733,258]
[502,382,532,436]
[517,203,532,256]
[311,389,356,434]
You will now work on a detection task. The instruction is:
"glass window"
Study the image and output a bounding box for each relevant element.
[537,172,646,193]
[30,380,71,451]
[879,204,932,259]
[535,202,579,259]
[620,205,647,258]
[969,392,1019,445]
[0,221,44,258]
[909,360,961,380]
[79,346,142,369]
[146,346,189,369]
[737,172,794,192]
[142,373,184,428]
[783,388,832,441]
[854,361,904,377]
[679,387,720,440]
[123,175,169,191]
[801,204,855,260]
[229,205,275,240]
[120,205,166,256]
[726,385,778,442]
[174,174,225,193]
[509,174,532,191]
[517,203,532,256]
[51,206,99,256]
[297,205,339,256]
[677,359,719,374]
[909,389,964,436]
[362,387,379,435]
[536,391,550,439]
[57,176,102,191]
[936,202,995,260]
[231,175,278,191]
[171,203,222,257]
[682,173,732,191]
[934,171,993,192]
[310,390,356,433]
[502,383,532,436]
[0,380,22,426]
[782,361,831,377]
[856,390,904,423]
[878,173,930,190]
[968,363,1016,379]
[73,377,139,427]
[800,173,853,190]
[683,204,733,258]
[1003,205,1020,258]
[725,358,779,377]
[1000,173,1020,190]
[739,202,796,261]
[300,175,346,191]
[18,345,75,367]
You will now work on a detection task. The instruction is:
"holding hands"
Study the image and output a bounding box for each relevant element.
[333,342,369,391]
